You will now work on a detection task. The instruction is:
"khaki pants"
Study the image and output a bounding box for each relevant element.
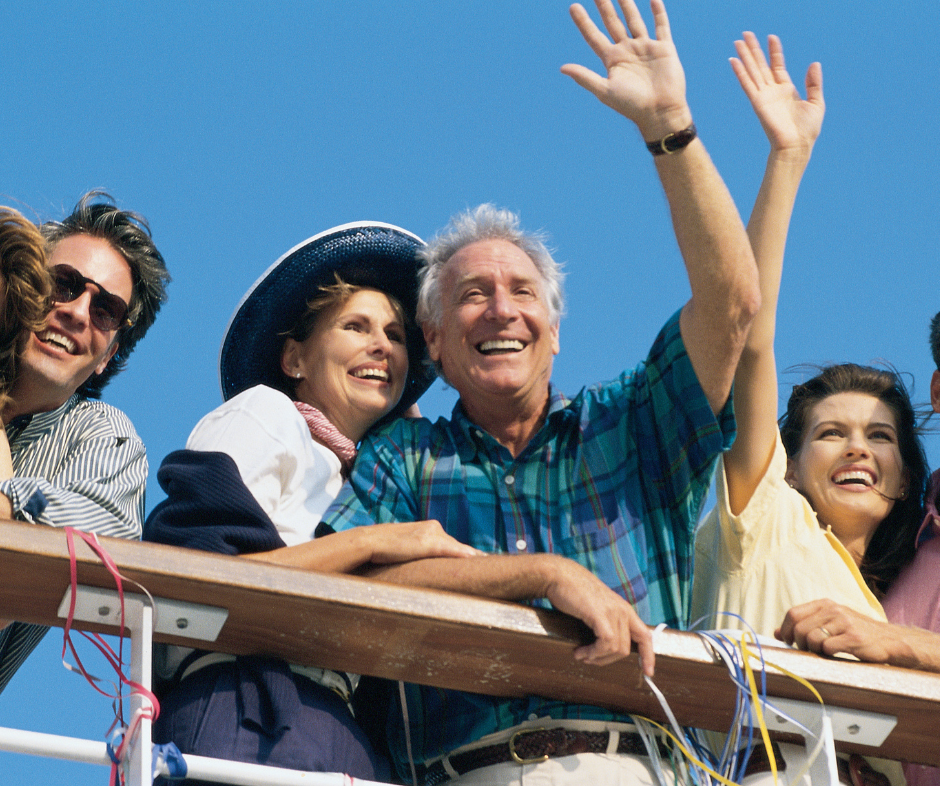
[433,718,674,786]
[446,751,672,785]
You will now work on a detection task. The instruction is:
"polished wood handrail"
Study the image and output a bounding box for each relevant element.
[1,521,938,766]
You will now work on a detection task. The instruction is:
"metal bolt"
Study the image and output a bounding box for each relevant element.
[176,618,189,630]
[847,724,860,735]
[98,606,111,617]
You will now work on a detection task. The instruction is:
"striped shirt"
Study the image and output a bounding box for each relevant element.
[0,394,146,693]
[324,310,735,777]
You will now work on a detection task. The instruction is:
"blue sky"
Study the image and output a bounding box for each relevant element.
[1,1,939,783]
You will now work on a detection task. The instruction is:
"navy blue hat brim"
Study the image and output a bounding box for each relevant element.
[219,222,434,421]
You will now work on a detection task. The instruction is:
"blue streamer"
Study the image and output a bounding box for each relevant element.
[152,742,188,779]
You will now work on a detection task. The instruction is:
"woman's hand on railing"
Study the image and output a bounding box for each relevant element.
[776,598,940,672]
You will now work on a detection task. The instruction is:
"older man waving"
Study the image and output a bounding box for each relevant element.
[324,0,759,783]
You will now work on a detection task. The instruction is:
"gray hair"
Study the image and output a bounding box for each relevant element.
[416,204,565,332]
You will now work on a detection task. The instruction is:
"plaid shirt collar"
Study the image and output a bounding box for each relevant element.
[450,383,577,461]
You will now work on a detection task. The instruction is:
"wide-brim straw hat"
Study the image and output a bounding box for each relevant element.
[219,221,434,421]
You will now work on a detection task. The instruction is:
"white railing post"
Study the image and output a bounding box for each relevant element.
[54,585,228,785]
[124,596,154,786]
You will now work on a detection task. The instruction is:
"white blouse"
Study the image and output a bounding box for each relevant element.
[186,384,343,546]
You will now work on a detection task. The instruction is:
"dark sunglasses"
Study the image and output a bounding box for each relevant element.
[51,264,133,332]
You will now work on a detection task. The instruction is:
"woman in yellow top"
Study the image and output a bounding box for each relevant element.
[690,33,928,786]
[691,34,927,650]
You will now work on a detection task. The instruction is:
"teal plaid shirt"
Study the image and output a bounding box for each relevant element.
[324,309,734,779]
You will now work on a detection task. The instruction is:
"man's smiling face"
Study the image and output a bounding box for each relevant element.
[11,234,132,415]
[423,238,559,416]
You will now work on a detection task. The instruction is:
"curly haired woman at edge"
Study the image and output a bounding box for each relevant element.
[0,208,52,412]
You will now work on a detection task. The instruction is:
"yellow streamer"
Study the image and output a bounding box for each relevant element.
[632,715,738,786]
[739,634,780,785]
[634,631,830,785]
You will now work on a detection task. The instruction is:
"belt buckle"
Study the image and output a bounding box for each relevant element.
[509,728,550,765]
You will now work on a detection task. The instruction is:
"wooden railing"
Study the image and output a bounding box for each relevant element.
[1,520,939,781]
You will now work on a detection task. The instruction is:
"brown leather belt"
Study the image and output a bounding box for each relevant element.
[742,742,890,786]
[740,740,786,777]
[840,753,891,786]
[422,726,667,784]
[424,728,894,785]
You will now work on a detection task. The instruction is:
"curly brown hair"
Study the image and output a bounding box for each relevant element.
[0,208,52,410]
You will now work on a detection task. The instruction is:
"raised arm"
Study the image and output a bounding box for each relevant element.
[723,33,824,513]
[561,0,760,413]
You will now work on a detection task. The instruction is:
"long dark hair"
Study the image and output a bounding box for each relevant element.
[779,363,928,596]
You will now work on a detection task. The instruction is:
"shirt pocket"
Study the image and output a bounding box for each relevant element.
[552,503,649,605]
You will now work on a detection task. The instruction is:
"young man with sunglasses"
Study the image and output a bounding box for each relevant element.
[0,190,170,693]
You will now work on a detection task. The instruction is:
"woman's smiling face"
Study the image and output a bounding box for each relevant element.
[785,391,908,558]
[282,288,408,442]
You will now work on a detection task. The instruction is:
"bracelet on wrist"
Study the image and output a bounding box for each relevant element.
[645,123,697,156]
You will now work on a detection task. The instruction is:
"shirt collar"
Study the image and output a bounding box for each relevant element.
[545,383,573,420]
[451,383,576,460]
[918,468,940,546]
[7,394,80,444]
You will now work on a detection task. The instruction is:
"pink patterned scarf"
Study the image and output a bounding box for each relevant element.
[293,401,357,476]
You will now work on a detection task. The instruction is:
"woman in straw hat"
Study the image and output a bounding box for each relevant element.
[145,222,478,781]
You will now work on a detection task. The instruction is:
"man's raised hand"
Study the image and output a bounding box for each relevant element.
[561,0,691,139]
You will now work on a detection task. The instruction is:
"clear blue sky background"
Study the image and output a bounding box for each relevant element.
[1,1,938,783]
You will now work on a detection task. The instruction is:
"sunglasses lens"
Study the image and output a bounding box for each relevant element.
[90,294,127,332]
[52,267,83,304]
[51,264,129,331]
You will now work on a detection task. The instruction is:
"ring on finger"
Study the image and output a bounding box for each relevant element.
[819,626,832,639]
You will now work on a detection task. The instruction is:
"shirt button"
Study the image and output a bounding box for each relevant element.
[504,474,515,485]
[516,539,527,551]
